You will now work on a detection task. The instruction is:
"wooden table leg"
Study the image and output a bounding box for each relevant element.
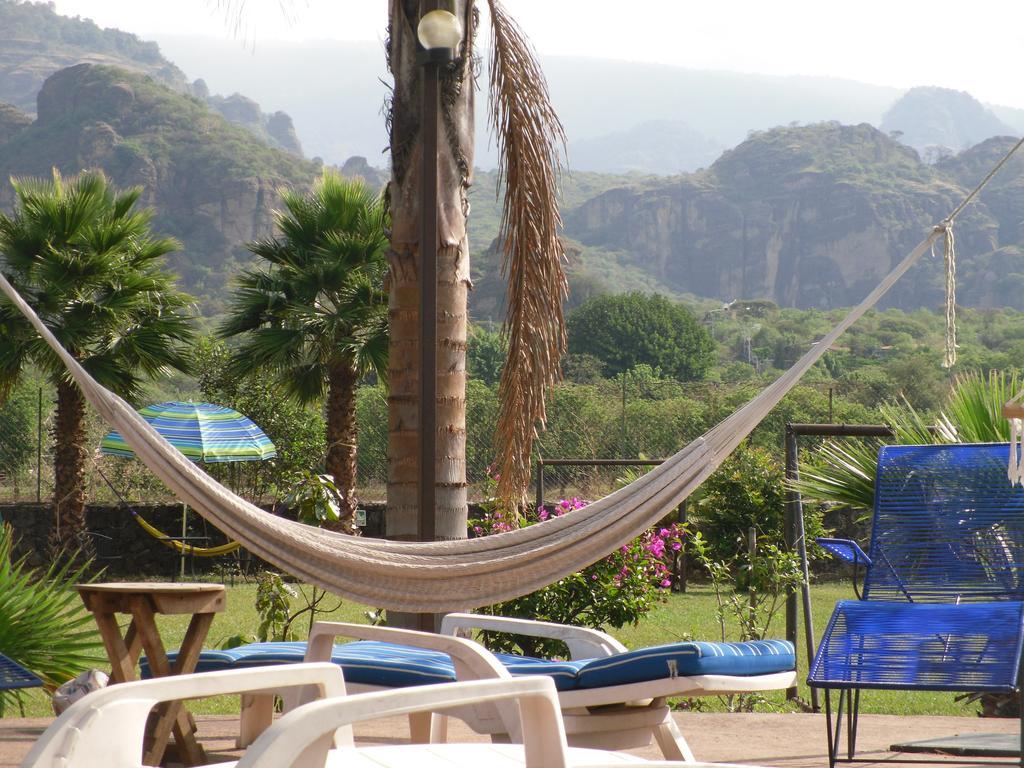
[133,599,207,767]
[92,611,136,684]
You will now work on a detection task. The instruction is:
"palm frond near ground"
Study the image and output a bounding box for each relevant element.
[0,525,104,712]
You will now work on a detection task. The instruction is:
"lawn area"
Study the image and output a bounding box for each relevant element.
[2,579,978,719]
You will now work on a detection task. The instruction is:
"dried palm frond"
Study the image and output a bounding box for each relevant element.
[486,0,568,506]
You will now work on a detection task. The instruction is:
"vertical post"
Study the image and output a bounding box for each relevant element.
[180,502,188,581]
[783,424,800,701]
[535,459,545,514]
[747,526,757,632]
[419,56,439,551]
[36,387,43,503]
[675,499,688,593]
[620,374,627,452]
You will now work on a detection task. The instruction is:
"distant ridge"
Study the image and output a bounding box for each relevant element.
[881,87,1019,161]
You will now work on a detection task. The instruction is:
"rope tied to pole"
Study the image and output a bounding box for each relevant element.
[931,220,957,368]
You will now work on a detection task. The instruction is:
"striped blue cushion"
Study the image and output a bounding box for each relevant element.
[575,639,795,689]
[147,638,793,691]
[492,653,588,691]
[146,641,458,687]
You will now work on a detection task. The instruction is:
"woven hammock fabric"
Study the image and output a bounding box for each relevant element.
[0,230,940,612]
[101,401,277,463]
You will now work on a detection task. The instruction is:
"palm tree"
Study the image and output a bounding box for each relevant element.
[219,172,389,524]
[384,0,567,540]
[0,170,195,555]
[215,0,567,540]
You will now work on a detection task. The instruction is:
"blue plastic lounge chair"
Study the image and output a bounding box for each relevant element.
[149,616,796,760]
[807,443,1024,768]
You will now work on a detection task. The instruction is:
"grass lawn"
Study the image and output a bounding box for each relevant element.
[2,580,978,719]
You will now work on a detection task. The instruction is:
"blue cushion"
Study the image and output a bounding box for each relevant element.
[146,641,458,687]
[492,653,588,691]
[574,639,796,689]
[147,638,794,691]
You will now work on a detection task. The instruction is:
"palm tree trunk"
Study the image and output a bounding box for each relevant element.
[326,360,359,526]
[385,0,474,541]
[49,379,93,558]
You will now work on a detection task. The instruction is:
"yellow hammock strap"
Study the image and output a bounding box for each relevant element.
[131,511,241,557]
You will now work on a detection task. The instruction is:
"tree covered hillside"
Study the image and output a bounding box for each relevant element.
[0,0,188,113]
[0,64,318,311]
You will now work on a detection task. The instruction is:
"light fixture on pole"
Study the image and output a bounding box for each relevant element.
[416,4,461,555]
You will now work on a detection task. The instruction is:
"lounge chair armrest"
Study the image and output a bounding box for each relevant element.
[23,664,348,768]
[306,620,510,682]
[237,677,568,768]
[441,612,627,659]
[815,537,872,567]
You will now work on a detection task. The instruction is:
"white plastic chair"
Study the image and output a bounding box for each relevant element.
[20,662,747,768]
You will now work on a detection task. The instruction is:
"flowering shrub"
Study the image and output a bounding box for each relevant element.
[471,498,685,657]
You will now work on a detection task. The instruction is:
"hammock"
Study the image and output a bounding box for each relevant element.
[1,138,1019,612]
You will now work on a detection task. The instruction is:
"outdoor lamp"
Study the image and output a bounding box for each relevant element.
[417,9,463,53]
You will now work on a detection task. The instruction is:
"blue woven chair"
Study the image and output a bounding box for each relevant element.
[0,653,43,691]
[808,443,1024,768]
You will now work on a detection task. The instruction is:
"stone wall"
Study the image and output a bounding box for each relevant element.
[0,502,386,578]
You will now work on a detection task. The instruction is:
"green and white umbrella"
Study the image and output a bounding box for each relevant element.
[100,401,277,463]
[100,402,276,578]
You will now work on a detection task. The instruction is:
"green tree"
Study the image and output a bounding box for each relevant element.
[0,378,38,484]
[0,170,194,554]
[219,172,388,523]
[194,337,326,500]
[567,293,714,381]
[467,325,507,386]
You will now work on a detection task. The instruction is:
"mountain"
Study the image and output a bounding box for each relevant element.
[880,87,1019,160]
[0,1,303,155]
[0,0,187,111]
[562,122,1022,311]
[153,34,909,172]
[567,120,723,175]
[0,64,319,312]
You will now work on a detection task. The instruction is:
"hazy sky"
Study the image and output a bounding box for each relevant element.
[49,0,1024,108]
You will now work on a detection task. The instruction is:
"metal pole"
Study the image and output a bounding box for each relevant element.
[535,459,545,514]
[36,387,42,503]
[418,56,439,550]
[784,425,800,702]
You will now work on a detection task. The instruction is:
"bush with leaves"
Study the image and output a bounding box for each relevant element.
[472,497,684,658]
[696,445,823,564]
[0,525,103,712]
[195,337,326,500]
[686,526,803,712]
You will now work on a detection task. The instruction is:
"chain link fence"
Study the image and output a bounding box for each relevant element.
[1,377,719,507]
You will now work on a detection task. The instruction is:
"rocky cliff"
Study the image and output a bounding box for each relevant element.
[0,64,319,312]
[563,123,1014,310]
[0,1,304,157]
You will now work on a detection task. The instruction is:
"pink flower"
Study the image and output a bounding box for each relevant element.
[538,509,550,521]
[671,541,682,551]
[646,538,666,558]
[660,578,672,588]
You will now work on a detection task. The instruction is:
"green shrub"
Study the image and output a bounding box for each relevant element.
[0,525,103,709]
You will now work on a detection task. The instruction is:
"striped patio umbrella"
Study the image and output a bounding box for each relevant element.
[100,401,277,463]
